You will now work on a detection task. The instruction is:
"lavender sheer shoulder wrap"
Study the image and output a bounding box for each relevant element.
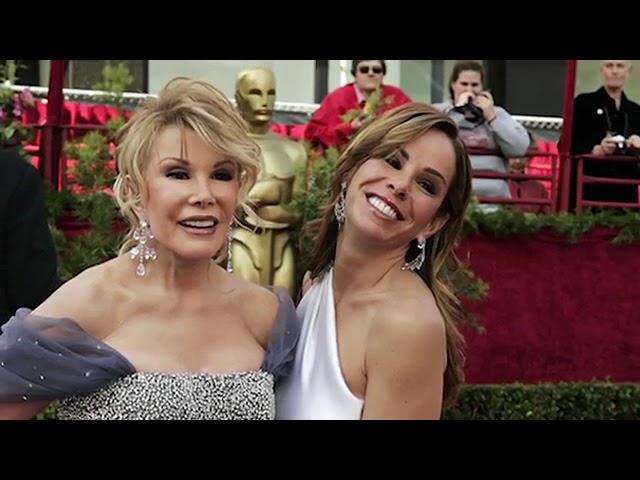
[0,285,301,404]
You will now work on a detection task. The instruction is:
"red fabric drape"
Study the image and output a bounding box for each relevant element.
[24,100,294,172]
[24,99,299,178]
[24,100,134,172]
[525,139,560,198]
[458,227,640,384]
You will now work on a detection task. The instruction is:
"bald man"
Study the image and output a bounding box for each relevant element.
[567,60,640,211]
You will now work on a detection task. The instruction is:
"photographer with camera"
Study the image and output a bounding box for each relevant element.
[433,60,529,211]
[567,60,640,212]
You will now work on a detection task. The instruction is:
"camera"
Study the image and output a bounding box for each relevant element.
[610,134,630,155]
[611,134,626,149]
[453,96,484,124]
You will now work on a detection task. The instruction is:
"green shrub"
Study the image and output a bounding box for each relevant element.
[443,381,640,420]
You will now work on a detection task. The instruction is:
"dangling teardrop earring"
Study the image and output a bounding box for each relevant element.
[334,181,347,227]
[402,240,426,271]
[226,225,234,273]
[130,218,157,276]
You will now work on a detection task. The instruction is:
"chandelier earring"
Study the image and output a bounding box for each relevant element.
[130,218,157,277]
[402,240,426,272]
[226,224,234,273]
[334,181,347,227]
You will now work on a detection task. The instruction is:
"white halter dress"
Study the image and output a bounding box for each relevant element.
[276,267,364,420]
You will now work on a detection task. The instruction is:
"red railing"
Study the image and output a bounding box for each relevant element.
[25,122,111,189]
[574,154,640,213]
[19,98,132,189]
[465,147,559,213]
[21,98,638,216]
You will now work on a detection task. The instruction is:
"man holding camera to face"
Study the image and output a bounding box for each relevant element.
[433,60,530,211]
[567,60,640,212]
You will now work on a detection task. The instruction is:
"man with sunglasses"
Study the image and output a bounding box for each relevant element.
[304,60,412,151]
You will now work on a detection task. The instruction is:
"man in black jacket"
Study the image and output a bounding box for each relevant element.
[0,149,60,326]
[568,60,640,212]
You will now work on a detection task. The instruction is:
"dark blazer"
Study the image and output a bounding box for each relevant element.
[0,149,60,326]
[568,86,640,211]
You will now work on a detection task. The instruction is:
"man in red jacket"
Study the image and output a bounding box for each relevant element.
[304,60,412,150]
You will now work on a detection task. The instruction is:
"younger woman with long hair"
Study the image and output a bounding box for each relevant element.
[276,102,473,420]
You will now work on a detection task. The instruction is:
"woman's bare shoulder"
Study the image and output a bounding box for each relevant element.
[372,280,446,348]
[32,258,123,340]
[227,275,284,347]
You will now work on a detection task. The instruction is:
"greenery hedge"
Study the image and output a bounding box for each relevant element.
[443,381,639,420]
[35,381,637,420]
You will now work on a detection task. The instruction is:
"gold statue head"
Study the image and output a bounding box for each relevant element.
[235,67,276,127]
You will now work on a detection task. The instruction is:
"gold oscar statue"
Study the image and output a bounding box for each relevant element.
[232,67,307,297]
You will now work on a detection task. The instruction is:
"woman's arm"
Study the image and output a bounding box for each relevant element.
[489,107,530,158]
[0,264,134,419]
[361,300,447,420]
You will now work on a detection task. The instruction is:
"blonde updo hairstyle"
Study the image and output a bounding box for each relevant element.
[112,77,261,258]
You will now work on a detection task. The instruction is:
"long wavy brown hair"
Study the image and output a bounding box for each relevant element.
[303,102,473,409]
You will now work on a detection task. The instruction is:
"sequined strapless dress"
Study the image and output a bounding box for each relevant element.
[0,287,300,420]
[57,371,277,420]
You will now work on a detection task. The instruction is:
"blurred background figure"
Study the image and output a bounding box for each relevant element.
[508,132,551,214]
[567,60,640,212]
[304,60,412,151]
[0,149,60,327]
[433,60,529,211]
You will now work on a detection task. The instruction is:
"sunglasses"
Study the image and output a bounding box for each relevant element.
[358,65,383,75]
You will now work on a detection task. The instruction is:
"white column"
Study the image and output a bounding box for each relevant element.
[328,60,350,93]
[272,60,315,104]
[384,60,401,87]
[39,60,51,86]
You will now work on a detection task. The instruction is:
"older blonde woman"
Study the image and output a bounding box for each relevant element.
[0,78,300,420]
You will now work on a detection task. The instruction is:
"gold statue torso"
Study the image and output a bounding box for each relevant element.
[232,131,306,297]
[245,131,300,230]
[230,67,308,298]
